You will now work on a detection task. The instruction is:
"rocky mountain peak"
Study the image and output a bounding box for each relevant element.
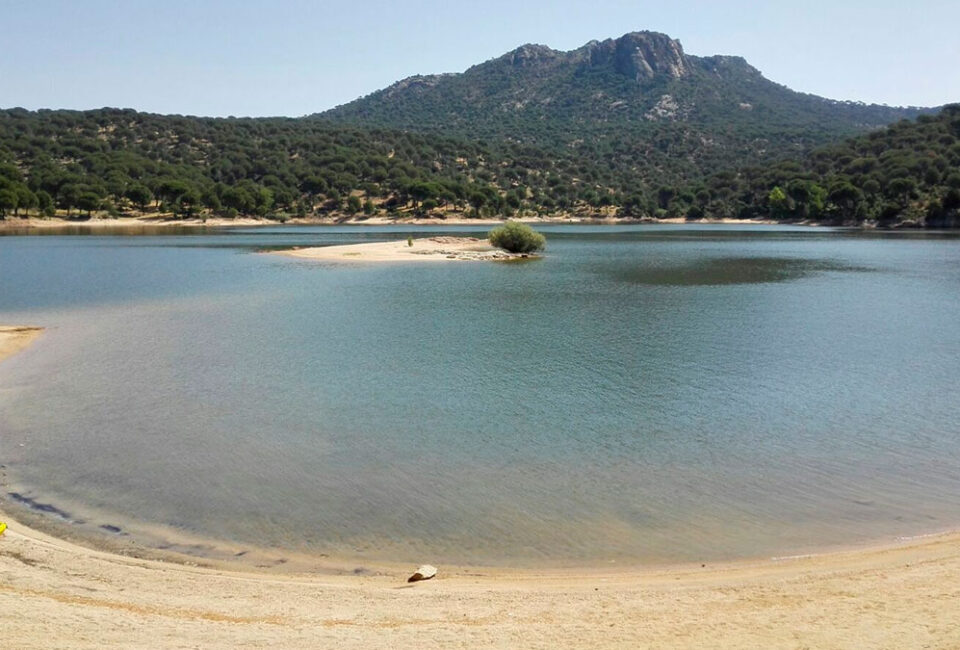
[505,43,560,67]
[587,31,690,81]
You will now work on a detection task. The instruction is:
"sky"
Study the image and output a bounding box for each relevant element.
[2,0,958,117]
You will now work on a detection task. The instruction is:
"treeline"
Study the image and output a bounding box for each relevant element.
[1,106,958,227]
[0,107,656,221]
[668,105,960,227]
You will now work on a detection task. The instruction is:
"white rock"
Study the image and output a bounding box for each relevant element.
[407,564,437,583]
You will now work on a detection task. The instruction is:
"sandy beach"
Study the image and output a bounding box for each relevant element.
[1,324,960,647]
[2,511,959,649]
[273,236,537,263]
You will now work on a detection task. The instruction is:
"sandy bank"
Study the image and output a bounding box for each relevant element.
[273,236,537,263]
[2,329,959,647]
[0,216,275,230]
[0,326,43,361]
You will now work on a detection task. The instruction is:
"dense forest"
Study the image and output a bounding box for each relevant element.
[0,107,584,220]
[0,31,953,226]
[683,105,960,227]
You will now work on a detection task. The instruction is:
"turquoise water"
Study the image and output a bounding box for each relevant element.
[2,225,960,566]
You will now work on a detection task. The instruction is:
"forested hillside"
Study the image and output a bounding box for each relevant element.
[0,31,948,225]
[322,32,927,187]
[683,105,960,226]
[0,108,581,220]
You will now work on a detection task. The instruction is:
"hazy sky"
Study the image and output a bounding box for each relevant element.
[3,0,958,117]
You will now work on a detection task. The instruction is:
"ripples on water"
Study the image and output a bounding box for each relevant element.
[1,224,959,566]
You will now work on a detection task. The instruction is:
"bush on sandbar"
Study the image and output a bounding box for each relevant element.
[488,221,546,254]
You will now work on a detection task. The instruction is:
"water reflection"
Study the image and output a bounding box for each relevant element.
[609,257,874,286]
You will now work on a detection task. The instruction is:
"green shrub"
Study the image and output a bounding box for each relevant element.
[488,221,546,253]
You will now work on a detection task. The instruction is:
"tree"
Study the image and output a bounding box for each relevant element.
[59,184,83,215]
[827,182,866,223]
[126,184,154,211]
[175,188,202,217]
[767,186,789,220]
[656,186,676,210]
[36,190,55,216]
[77,192,102,216]
[620,193,647,218]
[155,179,190,206]
[346,194,362,214]
[887,177,917,207]
[0,163,21,183]
[0,188,17,218]
[254,187,274,216]
[325,188,341,211]
[14,186,37,216]
[786,180,826,219]
[221,186,253,214]
[301,177,328,196]
[408,181,437,213]
[468,190,487,217]
[201,187,222,211]
[488,221,546,253]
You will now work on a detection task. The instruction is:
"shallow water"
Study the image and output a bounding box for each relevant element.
[2,224,960,566]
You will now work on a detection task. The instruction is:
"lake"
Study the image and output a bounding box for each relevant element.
[1,224,959,567]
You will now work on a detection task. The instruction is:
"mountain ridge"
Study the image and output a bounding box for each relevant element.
[317,31,932,195]
[321,31,928,133]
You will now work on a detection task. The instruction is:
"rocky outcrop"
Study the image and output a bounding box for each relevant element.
[587,32,690,81]
[492,32,690,83]
[382,74,453,98]
[506,44,561,68]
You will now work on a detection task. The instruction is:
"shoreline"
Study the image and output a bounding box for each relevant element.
[0,214,792,231]
[3,507,960,648]
[2,326,960,646]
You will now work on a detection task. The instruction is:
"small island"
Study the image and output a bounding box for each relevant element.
[275,223,546,263]
[273,236,521,262]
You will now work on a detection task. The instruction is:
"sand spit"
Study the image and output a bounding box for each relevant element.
[273,236,538,263]
[2,330,959,648]
[0,326,43,362]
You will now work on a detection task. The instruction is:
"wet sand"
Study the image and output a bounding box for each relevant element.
[2,327,959,648]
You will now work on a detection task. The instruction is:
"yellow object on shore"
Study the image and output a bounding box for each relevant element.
[0,522,6,536]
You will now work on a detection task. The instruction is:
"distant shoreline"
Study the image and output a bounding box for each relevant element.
[0,214,792,231]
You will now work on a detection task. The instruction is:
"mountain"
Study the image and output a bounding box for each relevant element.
[320,32,929,183]
[0,31,946,225]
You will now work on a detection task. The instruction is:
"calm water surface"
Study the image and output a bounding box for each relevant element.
[1,224,959,566]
